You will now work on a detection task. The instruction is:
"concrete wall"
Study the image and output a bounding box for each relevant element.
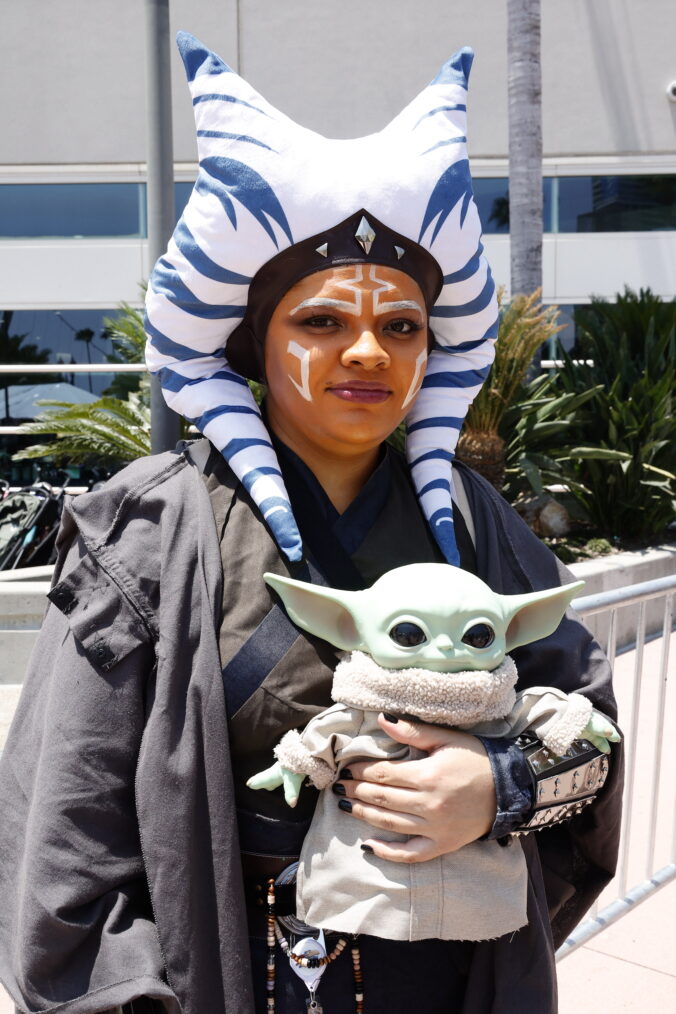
[1,0,674,165]
[569,545,676,650]
[3,230,676,309]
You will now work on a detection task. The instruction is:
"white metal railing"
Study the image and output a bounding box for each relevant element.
[557,574,676,959]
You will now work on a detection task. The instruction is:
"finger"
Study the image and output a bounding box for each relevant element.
[281,770,303,808]
[361,835,440,864]
[246,763,283,792]
[584,733,611,754]
[378,712,460,753]
[337,797,425,836]
[335,780,423,817]
[343,756,424,790]
[588,714,621,742]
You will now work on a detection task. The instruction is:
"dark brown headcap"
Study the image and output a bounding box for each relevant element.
[226,208,443,381]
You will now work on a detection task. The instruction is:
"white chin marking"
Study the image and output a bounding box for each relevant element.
[287,340,313,402]
[401,348,428,409]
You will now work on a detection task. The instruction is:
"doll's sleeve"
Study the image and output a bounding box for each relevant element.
[501,686,596,756]
[274,704,361,790]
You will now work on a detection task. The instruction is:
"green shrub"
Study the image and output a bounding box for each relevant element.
[550,290,675,541]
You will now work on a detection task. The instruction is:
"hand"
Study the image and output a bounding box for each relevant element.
[582,712,621,754]
[333,714,497,863]
[246,762,305,807]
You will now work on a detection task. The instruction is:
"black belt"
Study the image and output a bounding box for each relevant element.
[244,876,296,916]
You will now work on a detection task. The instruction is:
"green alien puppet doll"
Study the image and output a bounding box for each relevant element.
[248,563,619,944]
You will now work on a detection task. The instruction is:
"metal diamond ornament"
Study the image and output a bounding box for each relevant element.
[315,242,328,257]
[394,245,405,260]
[354,216,376,254]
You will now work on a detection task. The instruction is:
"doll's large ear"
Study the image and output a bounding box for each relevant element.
[503,581,585,651]
[264,573,362,650]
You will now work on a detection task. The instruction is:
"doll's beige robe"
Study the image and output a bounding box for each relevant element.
[275,652,593,941]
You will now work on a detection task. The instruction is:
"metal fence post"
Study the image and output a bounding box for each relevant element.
[145,0,182,454]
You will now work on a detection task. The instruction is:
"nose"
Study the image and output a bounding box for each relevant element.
[340,327,390,370]
[435,635,455,652]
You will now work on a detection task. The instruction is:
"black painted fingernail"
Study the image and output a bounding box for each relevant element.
[383,712,399,724]
[332,782,346,796]
[360,844,374,854]
[338,798,353,813]
[339,768,353,780]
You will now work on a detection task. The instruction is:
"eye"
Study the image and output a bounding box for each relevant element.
[461,623,495,649]
[299,314,340,329]
[386,318,423,336]
[389,621,427,647]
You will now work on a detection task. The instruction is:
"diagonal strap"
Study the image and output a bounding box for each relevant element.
[222,556,327,718]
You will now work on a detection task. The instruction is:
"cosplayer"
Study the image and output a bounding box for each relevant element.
[0,32,622,1014]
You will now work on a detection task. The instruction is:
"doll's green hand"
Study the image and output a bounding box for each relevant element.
[581,712,621,754]
[246,762,305,807]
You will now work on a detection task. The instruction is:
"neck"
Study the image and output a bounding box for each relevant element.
[266,411,380,514]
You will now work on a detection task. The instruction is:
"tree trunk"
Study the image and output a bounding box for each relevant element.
[507,0,543,297]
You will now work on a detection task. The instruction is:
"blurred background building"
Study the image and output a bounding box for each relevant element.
[0,0,674,400]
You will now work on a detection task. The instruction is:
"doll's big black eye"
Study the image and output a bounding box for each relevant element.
[389,622,427,647]
[461,623,495,649]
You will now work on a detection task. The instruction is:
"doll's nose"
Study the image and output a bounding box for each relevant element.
[436,635,455,652]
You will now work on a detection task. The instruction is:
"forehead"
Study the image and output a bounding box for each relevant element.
[276,263,426,311]
[374,574,504,623]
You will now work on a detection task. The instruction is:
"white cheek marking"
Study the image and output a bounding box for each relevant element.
[287,340,313,402]
[401,347,428,409]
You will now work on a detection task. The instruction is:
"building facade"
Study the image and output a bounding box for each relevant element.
[0,0,674,397]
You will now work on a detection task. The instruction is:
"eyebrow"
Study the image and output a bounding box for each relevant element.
[289,297,360,316]
[377,300,424,315]
[288,297,425,316]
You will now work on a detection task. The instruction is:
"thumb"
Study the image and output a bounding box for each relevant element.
[378,712,455,752]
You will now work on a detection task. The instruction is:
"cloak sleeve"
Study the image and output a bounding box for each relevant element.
[459,463,624,947]
[0,533,179,1014]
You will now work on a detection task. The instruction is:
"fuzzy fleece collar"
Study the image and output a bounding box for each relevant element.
[331,651,518,726]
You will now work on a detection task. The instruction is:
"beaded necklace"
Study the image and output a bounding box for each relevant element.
[266,878,364,1013]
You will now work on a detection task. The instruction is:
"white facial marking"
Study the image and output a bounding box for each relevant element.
[401,347,428,409]
[287,340,313,401]
[368,265,424,317]
[289,266,423,321]
[289,296,360,317]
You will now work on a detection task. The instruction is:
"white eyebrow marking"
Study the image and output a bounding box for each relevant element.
[288,265,424,322]
[289,297,360,316]
[401,347,428,409]
[286,340,313,401]
[377,299,424,315]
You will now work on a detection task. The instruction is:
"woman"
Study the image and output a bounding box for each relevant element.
[0,33,622,1014]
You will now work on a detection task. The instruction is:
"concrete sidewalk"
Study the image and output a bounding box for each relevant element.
[1,634,673,1014]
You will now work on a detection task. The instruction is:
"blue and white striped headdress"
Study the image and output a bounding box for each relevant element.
[145,32,497,567]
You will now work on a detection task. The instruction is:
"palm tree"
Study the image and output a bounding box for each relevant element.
[507,0,543,296]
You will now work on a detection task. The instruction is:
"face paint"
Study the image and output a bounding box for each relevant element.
[286,339,313,401]
[264,264,429,465]
[401,347,428,409]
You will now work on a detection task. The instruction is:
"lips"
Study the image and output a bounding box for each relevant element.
[327,381,391,404]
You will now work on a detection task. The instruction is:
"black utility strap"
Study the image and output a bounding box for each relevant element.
[222,556,327,718]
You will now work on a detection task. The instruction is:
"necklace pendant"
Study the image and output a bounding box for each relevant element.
[306,988,323,1014]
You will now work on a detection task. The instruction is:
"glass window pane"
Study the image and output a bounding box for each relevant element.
[473,179,553,233]
[0,184,144,238]
[174,181,195,221]
[1,308,119,402]
[558,176,676,232]
[473,178,509,234]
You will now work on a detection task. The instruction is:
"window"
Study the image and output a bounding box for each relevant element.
[0,184,145,239]
[1,308,119,402]
[557,176,676,232]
